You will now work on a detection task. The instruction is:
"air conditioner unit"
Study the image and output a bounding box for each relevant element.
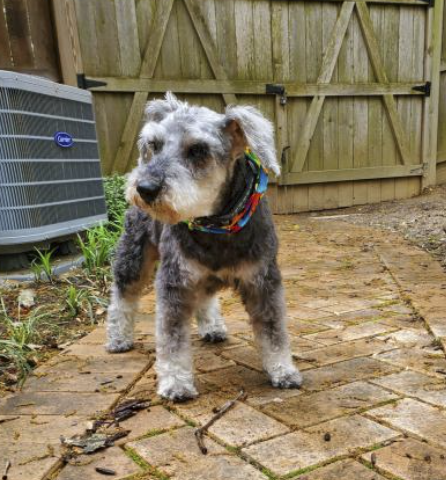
[0,71,107,261]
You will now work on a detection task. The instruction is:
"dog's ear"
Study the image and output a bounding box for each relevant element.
[145,92,184,122]
[224,105,280,176]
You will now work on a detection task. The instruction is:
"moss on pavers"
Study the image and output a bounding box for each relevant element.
[366,398,446,448]
[128,427,269,480]
[361,438,446,480]
[288,459,388,479]
[260,381,398,429]
[55,447,142,480]
[242,415,399,477]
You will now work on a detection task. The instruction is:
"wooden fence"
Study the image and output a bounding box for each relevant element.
[7,0,446,213]
[437,1,446,182]
[0,0,60,81]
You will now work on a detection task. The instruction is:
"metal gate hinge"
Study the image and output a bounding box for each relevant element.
[266,84,287,105]
[77,74,107,90]
[420,0,434,7]
[412,81,431,96]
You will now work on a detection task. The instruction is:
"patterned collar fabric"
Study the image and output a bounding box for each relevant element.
[184,149,269,234]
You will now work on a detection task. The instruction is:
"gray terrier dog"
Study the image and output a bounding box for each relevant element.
[106,93,302,401]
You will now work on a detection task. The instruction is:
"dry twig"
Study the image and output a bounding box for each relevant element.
[194,389,246,455]
[2,460,11,480]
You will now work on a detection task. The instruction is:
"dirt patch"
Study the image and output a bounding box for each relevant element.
[310,185,446,268]
[0,274,107,395]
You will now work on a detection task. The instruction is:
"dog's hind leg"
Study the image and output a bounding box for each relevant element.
[240,261,302,389]
[106,208,158,353]
[196,295,227,343]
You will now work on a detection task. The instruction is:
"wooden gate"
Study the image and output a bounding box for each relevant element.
[64,0,444,212]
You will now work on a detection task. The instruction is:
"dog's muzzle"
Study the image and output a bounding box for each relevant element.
[137,180,163,204]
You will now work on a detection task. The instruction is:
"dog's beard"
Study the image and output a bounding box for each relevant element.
[126,186,182,224]
[126,164,227,225]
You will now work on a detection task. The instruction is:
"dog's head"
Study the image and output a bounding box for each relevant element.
[126,92,280,224]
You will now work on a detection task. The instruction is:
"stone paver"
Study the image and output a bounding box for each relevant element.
[378,246,446,345]
[203,402,289,447]
[0,443,60,480]
[0,415,87,444]
[361,438,446,480]
[261,381,398,428]
[0,391,119,416]
[367,398,446,448]
[4,216,446,480]
[295,459,387,480]
[301,357,400,392]
[42,354,149,375]
[220,345,314,372]
[128,427,268,480]
[117,405,185,442]
[378,328,435,348]
[317,309,386,328]
[77,326,106,344]
[375,347,446,377]
[22,369,133,394]
[371,370,446,407]
[243,415,399,477]
[56,447,141,480]
[298,337,395,366]
[305,321,398,346]
[194,351,236,373]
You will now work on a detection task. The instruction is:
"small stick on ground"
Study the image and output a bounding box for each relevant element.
[0,417,19,425]
[194,389,246,455]
[2,460,11,480]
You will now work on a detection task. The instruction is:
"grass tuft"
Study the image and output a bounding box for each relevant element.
[31,248,55,283]
[0,298,45,383]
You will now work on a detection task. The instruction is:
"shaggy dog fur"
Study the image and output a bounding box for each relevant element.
[106,93,302,401]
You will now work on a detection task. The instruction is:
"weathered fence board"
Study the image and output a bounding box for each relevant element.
[63,0,444,212]
[0,0,60,80]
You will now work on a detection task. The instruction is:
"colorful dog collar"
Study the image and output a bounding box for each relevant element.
[184,149,269,234]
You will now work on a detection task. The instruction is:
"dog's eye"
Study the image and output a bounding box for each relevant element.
[148,141,162,153]
[188,143,209,160]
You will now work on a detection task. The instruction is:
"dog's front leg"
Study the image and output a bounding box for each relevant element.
[106,209,157,353]
[155,267,197,401]
[241,261,302,389]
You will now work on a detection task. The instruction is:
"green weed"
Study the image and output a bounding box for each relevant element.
[31,248,55,283]
[104,174,128,227]
[0,298,44,383]
[65,285,88,318]
[77,223,120,283]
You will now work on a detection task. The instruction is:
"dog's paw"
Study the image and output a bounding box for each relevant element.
[202,330,227,343]
[270,368,303,389]
[157,378,198,402]
[105,340,134,353]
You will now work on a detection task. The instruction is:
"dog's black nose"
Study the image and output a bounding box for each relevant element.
[137,180,163,204]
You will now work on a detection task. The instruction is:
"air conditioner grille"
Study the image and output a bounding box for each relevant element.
[0,87,94,120]
[0,161,102,183]
[0,71,107,247]
[0,138,99,160]
[1,112,97,139]
[1,180,104,208]
[1,198,106,231]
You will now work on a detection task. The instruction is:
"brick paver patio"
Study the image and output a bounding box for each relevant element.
[2,216,446,479]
